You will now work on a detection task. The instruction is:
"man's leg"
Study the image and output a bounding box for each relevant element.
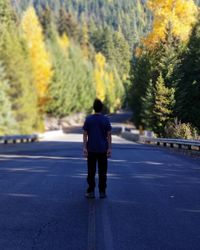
[87,152,97,193]
[98,152,108,195]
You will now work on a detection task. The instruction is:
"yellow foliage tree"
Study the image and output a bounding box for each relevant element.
[106,71,116,113]
[57,33,70,51]
[94,52,106,101]
[144,0,198,48]
[21,6,52,105]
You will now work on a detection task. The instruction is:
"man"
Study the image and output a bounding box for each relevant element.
[83,99,112,199]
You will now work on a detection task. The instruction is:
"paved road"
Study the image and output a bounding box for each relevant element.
[63,111,133,135]
[0,132,200,250]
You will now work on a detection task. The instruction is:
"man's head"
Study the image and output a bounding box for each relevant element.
[93,98,103,113]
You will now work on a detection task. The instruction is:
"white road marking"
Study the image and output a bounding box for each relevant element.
[88,200,96,250]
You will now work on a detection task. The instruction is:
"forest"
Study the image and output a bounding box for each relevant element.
[0,0,200,139]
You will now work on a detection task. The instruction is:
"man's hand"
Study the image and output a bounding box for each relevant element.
[107,148,112,158]
[83,147,88,158]
[83,130,88,157]
[107,131,112,158]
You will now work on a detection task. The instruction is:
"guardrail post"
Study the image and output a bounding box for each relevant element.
[121,126,125,133]
[178,144,182,149]
[170,143,174,148]
[188,145,192,150]
[163,142,167,147]
[157,142,160,146]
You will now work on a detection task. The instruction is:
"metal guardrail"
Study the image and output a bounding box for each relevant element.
[141,137,200,151]
[0,134,38,144]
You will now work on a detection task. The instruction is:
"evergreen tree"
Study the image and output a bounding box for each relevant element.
[129,50,153,127]
[112,31,131,79]
[68,45,95,113]
[38,4,54,38]
[175,15,200,131]
[57,8,79,41]
[153,74,175,136]
[154,27,183,89]
[141,80,154,130]
[80,21,90,58]
[0,62,16,135]
[90,27,114,57]
[47,31,76,117]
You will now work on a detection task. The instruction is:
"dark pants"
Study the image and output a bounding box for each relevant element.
[87,152,108,193]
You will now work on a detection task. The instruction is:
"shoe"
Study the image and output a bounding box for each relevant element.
[85,191,95,199]
[99,192,106,199]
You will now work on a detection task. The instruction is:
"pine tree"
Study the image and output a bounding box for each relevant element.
[0,62,16,135]
[156,37,182,88]
[46,32,75,117]
[153,74,175,136]
[80,21,90,58]
[141,80,154,130]
[38,4,54,38]
[112,30,131,79]
[57,8,79,41]
[90,27,114,59]
[67,45,95,113]
[129,50,153,127]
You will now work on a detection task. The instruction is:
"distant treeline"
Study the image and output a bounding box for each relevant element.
[13,0,152,49]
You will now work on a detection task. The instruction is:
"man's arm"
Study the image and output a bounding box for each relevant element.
[107,131,112,157]
[83,130,88,157]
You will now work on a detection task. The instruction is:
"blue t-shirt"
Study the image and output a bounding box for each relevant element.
[83,114,112,153]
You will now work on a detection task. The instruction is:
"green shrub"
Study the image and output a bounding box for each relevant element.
[165,119,198,139]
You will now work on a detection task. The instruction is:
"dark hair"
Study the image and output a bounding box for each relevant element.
[93,98,103,113]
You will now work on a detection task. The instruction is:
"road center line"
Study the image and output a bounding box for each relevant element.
[101,202,114,250]
[88,200,96,250]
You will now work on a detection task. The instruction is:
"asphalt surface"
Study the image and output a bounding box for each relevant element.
[0,132,200,250]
